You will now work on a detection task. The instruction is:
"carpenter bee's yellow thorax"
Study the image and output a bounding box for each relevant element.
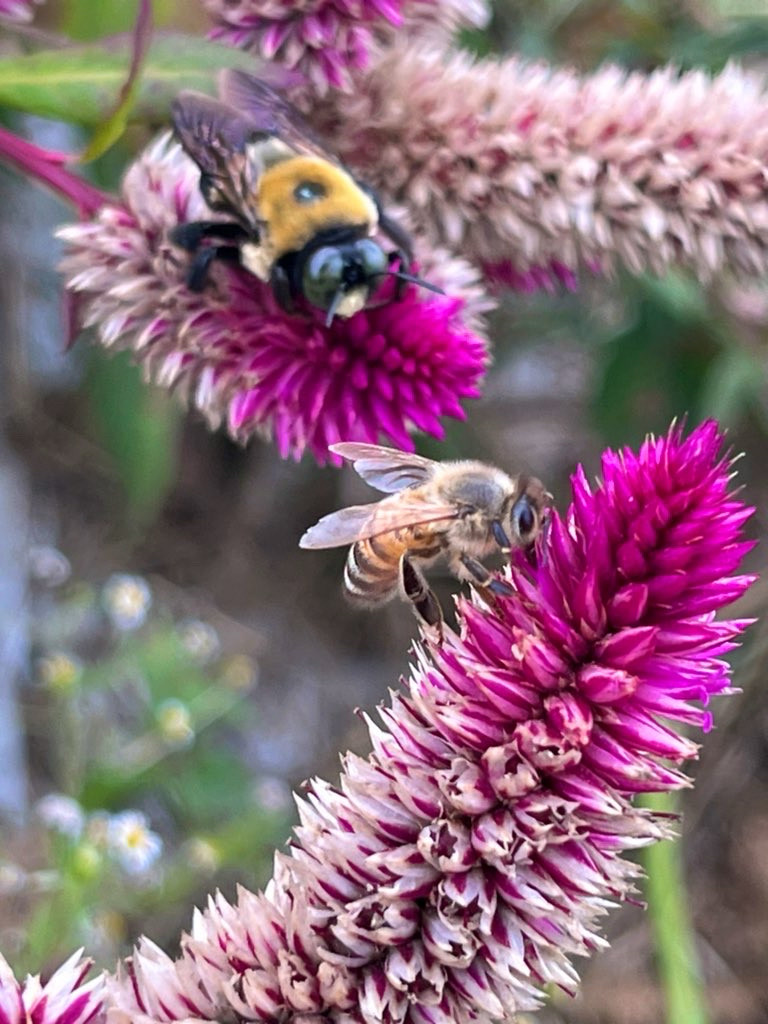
[256,156,379,257]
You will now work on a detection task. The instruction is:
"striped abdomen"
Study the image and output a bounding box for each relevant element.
[344,528,443,607]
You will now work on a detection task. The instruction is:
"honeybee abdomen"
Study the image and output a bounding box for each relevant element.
[343,532,444,607]
[343,537,400,606]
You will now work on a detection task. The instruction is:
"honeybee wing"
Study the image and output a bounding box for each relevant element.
[330,443,438,493]
[218,69,330,161]
[299,500,459,550]
[171,90,263,225]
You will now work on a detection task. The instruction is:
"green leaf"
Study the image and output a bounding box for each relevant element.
[0,33,256,126]
[697,345,763,428]
[593,285,718,447]
[85,349,180,529]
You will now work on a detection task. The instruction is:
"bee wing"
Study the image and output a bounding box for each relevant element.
[299,501,458,550]
[330,443,438,493]
[218,69,331,161]
[171,90,265,224]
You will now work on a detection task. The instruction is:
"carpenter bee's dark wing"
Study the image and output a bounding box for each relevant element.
[218,69,332,161]
[171,90,265,226]
[299,500,459,550]
[330,443,438,493]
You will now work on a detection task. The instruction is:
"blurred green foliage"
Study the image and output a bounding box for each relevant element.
[85,352,180,531]
[4,566,290,974]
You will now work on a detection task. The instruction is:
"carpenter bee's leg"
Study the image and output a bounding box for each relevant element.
[170,220,249,251]
[270,264,297,314]
[185,244,241,292]
[356,180,414,263]
[457,552,514,598]
[387,247,412,300]
[400,553,443,637]
[378,213,414,266]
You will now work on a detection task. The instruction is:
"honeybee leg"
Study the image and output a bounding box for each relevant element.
[458,553,514,598]
[186,244,242,292]
[399,554,443,633]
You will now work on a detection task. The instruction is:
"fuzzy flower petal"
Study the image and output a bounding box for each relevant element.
[105,421,755,1024]
[326,41,768,284]
[203,0,489,93]
[57,135,490,465]
[0,950,104,1024]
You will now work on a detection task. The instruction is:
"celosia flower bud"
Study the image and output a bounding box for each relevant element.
[107,421,755,1024]
[57,135,490,464]
[0,950,104,1024]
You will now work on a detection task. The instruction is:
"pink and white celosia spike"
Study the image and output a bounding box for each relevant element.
[105,421,755,1024]
[57,135,490,465]
[327,41,768,287]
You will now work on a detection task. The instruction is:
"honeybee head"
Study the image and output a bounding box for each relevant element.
[302,239,389,325]
[502,476,552,549]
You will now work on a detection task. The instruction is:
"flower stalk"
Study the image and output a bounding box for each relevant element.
[641,791,710,1024]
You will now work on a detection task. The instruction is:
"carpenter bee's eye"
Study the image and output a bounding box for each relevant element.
[303,246,344,308]
[353,239,388,278]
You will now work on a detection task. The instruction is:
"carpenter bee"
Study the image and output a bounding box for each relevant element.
[170,70,440,325]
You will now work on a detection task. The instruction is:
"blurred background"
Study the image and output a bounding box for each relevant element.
[1,2,767,1023]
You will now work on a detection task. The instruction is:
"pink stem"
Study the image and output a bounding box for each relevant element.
[0,123,109,217]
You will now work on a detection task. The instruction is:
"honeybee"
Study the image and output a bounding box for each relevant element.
[300,443,551,631]
[170,70,440,325]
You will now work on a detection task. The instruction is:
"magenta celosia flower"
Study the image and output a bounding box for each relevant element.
[0,950,104,1024]
[0,0,42,22]
[203,0,489,93]
[326,41,768,284]
[57,135,490,464]
[106,421,755,1024]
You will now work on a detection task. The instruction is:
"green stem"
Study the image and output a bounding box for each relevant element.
[640,790,710,1024]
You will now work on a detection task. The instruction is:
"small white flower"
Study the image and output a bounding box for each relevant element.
[220,654,258,692]
[108,811,163,875]
[252,776,291,813]
[183,838,220,874]
[177,619,220,664]
[36,794,85,839]
[28,545,71,587]
[37,653,82,694]
[0,863,27,894]
[102,574,152,630]
[156,699,195,748]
